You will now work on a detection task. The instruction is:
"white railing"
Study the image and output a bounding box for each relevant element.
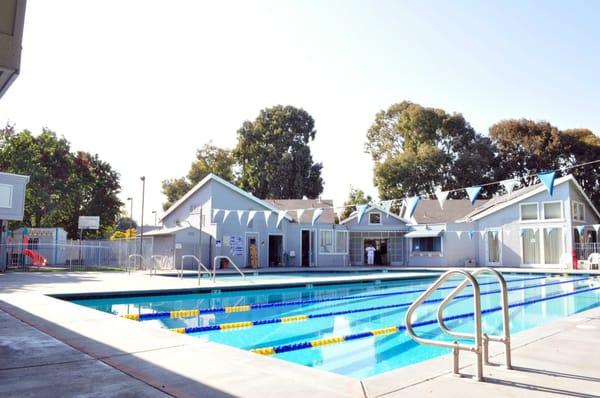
[181,254,212,283]
[127,254,146,274]
[212,256,246,282]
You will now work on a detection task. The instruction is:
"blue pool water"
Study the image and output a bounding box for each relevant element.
[186,270,428,281]
[73,273,600,379]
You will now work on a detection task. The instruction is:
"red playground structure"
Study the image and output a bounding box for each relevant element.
[23,249,47,267]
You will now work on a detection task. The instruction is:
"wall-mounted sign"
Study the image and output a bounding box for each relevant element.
[175,243,182,249]
[78,216,100,230]
[216,240,222,248]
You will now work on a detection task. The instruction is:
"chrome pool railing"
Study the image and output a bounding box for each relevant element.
[127,254,146,274]
[212,256,246,282]
[405,269,484,381]
[436,267,512,370]
[181,254,213,284]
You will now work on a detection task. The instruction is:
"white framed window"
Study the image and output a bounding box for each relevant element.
[520,227,565,266]
[543,227,563,265]
[411,237,442,253]
[521,228,540,264]
[368,212,382,225]
[320,230,333,253]
[520,203,539,221]
[485,229,501,265]
[542,201,563,220]
[335,231,348,254]
[573,201,585,222]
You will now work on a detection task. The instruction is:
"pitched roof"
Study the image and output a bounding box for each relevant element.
[265,199,336,224]
[407,199,489,224]
[340,204,411,225]
[462,174,600,221]
[160,174,292,222]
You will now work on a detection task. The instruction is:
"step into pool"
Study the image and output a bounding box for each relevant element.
[72,273,600,379]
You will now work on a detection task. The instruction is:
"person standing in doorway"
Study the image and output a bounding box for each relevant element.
[365,243,376,266]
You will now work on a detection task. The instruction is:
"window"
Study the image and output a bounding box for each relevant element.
[543,202,562,220]
[520,203,538,221]
[543,228,563,264]
[487,230,500,263]
[411,237,441,253]
[573,201,585,222]
[369,212,382,225]
[335,231,348,253]
[320,230,333,253]
[521,229,540,264]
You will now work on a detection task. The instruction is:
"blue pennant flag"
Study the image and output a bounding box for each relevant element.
[404,196,420,218]
[311,208,324,226]
[537,171,556,196]
[356,204,368,224]
[576,225,585,236]
[465,186,482,205]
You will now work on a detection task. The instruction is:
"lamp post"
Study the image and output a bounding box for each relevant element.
[152,210,157,226]
[127,197,133,222]
[139,177,145,260]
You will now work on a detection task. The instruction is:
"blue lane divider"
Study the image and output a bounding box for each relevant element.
[251,283,600,355]
[177,276,590,334]
[134,274,549,321]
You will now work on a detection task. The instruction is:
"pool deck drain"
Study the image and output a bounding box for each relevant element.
[0,268,599,397]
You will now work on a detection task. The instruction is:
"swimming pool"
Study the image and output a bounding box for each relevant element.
[180,269,435,281]
[73,273,600,379]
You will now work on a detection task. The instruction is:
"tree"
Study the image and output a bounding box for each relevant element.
[366,101,498,200]
[234,105,324,199]
[562,129,600,209]
[0,129,122,238]
[341,188,373,220]
[161,143,235,210]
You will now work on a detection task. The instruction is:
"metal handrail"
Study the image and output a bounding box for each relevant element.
[127,254,147,274]
[436,267,512,369]
[149,255,170,275]
[181,254,213,284]
[405,269,484,381]
[212,256,246,282]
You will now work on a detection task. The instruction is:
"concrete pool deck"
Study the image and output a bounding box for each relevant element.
[1,269,600,397]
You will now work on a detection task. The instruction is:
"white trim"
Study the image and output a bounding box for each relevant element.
[160,174,293,222]
[300,228,316,267]
[519,226,566,269]
[572,201,586,223]
[266,233,285,267]
[519,202,539,222]
[333,230,349,255]
[319,229,335,254]
[409,235,444,257]
[542,200,564,221]
[485,228,502,266]
[244,232,260,268]
[466,175,600,222]
[368,212,382,225]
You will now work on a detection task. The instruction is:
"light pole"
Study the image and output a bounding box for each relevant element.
[127,197,133,223]
[152,210,157,226]
[139,177,145,259]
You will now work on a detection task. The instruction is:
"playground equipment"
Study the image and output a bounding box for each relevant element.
[23,249,47,267]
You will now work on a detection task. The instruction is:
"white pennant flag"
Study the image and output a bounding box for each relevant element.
[247,210,256,227]
[335,207,346,222]
[312,208,324,225]
[237,210,245,224]
[213,209,222,220]
[297,209,306,222]
[381,200,393,217]
[593,224,600,234]
[505,229,511,236]
[456,231,463,239]
[479,230,486,238]
[223,210,231,223]
[435,188,449,210]
[501,178,519,198]
[276,210,287,228]
[263,210,272,226]
[356,204,368,224]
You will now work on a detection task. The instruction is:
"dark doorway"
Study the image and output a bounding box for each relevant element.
[268,235,283,267]
[364,239,389,265]
[301,230,310,267]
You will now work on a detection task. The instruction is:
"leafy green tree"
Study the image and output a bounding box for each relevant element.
[0,129,122,238]
[366,101,497,200]
[234,105,324,199]
[161,143,235,210]
[116,217,137,232]
[561,129,600,209]
[341,188,373,220]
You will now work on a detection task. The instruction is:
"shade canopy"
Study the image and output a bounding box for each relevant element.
[404,230,444,238]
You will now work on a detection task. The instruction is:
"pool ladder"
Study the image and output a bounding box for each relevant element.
[405,268,512,382]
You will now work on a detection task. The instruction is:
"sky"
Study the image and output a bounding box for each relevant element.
[1,0,599,225]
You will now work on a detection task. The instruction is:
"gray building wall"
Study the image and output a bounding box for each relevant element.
[0,172,29,271]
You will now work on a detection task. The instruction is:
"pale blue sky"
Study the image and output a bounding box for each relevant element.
[1,1,598,223]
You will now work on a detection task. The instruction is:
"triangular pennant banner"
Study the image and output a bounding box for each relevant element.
[213,209,222,220]
[312,208,324,226]
[435,188,449,210]
[263,210,272,226]
[479,231,486,238]
[505,230,511,236]
[537,171,556,196]
[297,209,306,222]
[247,210,256,227]
[237,210,245,224]
[456,231,463,239]
[501,179,519,198]
[465,186,482,205]
[468,231,475,240]
[276,210,287,228]
[223,210,231,223]
[520,230,525,237]
[576,225,585,236]
[404,196,420,218]
[381,200,393,217]
[356,204,369,224]
[492,230,498,239]
[594,224,600,234]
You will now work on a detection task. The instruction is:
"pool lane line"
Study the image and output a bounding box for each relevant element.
[123,274,550,321]
[170,276,592,334]
[249,283,600,356]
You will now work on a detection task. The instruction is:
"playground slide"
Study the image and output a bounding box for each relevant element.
[23,249,47,267]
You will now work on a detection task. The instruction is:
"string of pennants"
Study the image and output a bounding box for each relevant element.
[209,170,562,227]
[447,223,600,240]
